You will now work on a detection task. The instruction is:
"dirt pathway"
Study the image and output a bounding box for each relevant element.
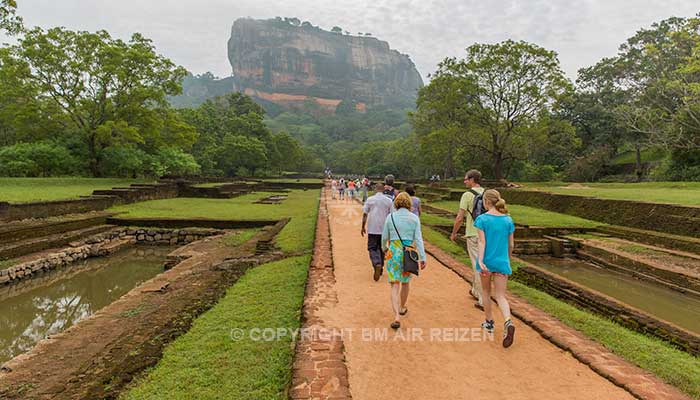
[322,199,635,400]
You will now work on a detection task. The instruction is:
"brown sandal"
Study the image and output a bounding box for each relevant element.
[399,307,408,316]
[390,321,400,329]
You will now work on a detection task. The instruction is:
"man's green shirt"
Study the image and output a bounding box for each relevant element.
[459,187,484,237]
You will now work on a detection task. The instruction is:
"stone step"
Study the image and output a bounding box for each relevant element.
[0,224,116,260]
[598,225,700,254]
[0,213,113,244]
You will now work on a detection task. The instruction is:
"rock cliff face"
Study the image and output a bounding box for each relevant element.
[228,18,423,112]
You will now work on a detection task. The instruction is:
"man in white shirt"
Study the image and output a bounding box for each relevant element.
[361,182,394,281]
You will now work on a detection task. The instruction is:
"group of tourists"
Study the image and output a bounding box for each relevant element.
[357,170,516,348]
[330,176,370,202]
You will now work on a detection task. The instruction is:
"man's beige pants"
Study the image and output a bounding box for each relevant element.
[466,236,483,305]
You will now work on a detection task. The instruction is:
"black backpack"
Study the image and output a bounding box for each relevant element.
[467,188,486,220]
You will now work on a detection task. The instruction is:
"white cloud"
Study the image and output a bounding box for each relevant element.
[4,0,699,82]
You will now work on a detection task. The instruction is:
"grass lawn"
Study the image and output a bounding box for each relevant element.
[611,147,667,165]
[221,229,261,248]
[420,213,455,226]
[423,231,700,398]
[0,177,152,203]
[121,255,310,400]
[429,201,602,228]
[262,178,322,184]
[109,190,320,253]
[517,181,700,206]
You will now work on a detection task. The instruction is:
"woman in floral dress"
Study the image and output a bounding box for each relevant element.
[381,192,427,329]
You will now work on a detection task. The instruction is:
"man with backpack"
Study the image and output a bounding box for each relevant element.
[383,174,398,200]
[450,169,486,310]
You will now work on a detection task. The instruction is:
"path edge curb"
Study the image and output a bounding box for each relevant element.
[289,187,353,399]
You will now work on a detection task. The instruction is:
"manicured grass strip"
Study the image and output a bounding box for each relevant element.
[121,255,311,400]
[422,226,470,266]
[110,190,320,252]
[221,229,260,247]
[0,177,151,203]
[420,213,455,226]
[262,178,322,184]
[430,201,602,228]
[509,281,700,398]
[517,181,700,206]
[423,230,700,398]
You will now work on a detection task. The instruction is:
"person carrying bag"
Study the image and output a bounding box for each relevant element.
[381,192,427,329]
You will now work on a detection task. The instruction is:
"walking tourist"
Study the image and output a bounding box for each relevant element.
[361,176,370,202]
[475,189,516,348]
[383,174,398,200]
[361,183,394,281]
[347,179,356,201]
[450,169,486,309]
[338,178,346,200]
[331,178,338,200]
[381,192,426,329]
[404,184,421,217]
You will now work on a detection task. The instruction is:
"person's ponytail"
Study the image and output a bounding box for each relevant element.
[495,198,508,214]
[483,189,509,214]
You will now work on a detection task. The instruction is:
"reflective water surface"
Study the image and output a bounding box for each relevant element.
[0,246,170,364]
[522,256,700,334]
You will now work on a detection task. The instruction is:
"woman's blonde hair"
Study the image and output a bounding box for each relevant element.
[483,189,508,214]
[394,192,412,210]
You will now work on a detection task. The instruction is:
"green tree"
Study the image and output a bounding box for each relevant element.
[411,72,476,178]
[0,0,22,34]
[183,92,271,175]
[14,27,188,176]
[269,131,303,174]
[219,134,267,176]
[413,40,571,179]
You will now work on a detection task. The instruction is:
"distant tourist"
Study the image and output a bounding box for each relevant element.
[347,179,356,201]
[361,182,394,281]
[331,178,338,200]
[381,192,426,329]
[338,178,346,200]
[450,169,485,310]
[383,174,398,200]
[361,176,370,202]
[404,184,421,217]
[475,189,516,348]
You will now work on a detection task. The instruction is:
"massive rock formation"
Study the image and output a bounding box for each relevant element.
[228,18,423,112]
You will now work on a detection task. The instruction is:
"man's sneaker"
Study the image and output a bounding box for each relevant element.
[481,319,494,334]
[373,265,382,281]
[503,319,515,348]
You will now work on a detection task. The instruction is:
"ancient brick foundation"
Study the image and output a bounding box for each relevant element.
[0,227,224,286]
[500,188,700,237]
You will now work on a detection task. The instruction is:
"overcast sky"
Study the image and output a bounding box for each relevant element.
[3,1,699,82]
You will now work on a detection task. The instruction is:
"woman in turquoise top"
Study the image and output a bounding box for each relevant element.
[381,192,426,329]
[474,189,516,348]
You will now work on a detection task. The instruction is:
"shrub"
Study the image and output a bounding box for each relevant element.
[0,142,78,176]
[564,146,613,182]
[155,147,201,176]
